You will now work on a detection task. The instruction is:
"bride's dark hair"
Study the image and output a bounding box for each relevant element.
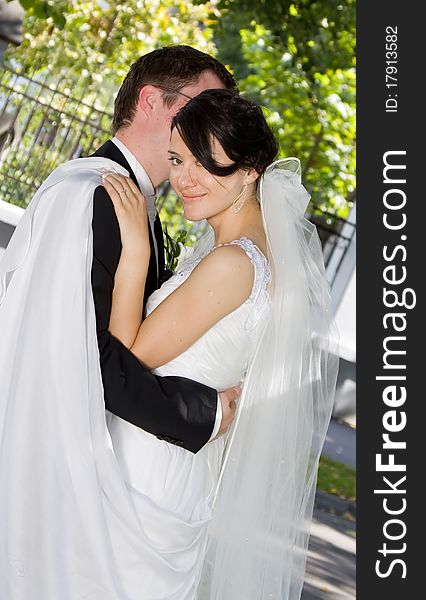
[171,89,279,177]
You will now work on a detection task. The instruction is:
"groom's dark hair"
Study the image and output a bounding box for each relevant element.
[112,45,237,134]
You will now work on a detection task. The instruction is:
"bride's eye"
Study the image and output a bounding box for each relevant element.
[168,157,183,166]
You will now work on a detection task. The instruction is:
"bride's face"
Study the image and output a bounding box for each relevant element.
[168,128,251,222]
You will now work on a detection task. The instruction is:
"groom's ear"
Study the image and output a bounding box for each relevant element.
[137,84,158,115]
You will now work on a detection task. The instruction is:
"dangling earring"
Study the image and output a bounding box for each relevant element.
[231,177,248,214]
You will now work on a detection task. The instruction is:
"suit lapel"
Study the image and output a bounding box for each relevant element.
[92,140,136,184]
[92,140,159,302]
[154,214,165,276]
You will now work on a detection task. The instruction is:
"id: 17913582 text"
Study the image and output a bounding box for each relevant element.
[385,25,398,113]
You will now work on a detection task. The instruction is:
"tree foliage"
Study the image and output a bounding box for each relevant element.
[9,1,216,85]
[1,1,217,211]
[2,0,355,235]
[211,0,356,216]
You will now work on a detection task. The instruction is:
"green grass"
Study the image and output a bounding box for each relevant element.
[317,456,356,502]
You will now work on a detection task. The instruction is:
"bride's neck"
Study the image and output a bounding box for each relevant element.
[208,199,265,249]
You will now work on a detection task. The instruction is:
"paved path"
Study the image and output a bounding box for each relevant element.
[301,417,356,598]
[322,419,356,469]
[302,506,356,599]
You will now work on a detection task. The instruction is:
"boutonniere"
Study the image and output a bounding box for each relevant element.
[163,227,187,273]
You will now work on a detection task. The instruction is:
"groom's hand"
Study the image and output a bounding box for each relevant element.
[214,386,240,439]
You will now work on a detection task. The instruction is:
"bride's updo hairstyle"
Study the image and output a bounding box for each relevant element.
[171,89,278,179]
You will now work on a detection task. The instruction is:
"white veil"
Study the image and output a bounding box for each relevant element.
[0,155,338,599]
[198,158,340,599]
[0,158,147,599]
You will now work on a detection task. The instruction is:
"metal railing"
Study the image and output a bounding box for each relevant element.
[0,65,356,279]
[307,207,356,285]
[0,65,113,206]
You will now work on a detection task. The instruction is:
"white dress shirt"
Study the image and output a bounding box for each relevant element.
[112,137,159,276]
[110,137,222,440]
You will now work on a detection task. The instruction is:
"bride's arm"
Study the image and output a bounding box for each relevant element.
[103,173,254,370]
[102,173,151,348]
[130,244,254,370]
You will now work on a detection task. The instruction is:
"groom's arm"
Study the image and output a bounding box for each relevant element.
[91,185,220,453]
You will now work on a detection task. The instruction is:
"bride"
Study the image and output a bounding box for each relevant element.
[0,89,338,599]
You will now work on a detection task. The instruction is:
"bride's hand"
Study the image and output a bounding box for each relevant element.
[102,173,150,258]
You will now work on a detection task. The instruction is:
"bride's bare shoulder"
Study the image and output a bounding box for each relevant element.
[189,243,255,304]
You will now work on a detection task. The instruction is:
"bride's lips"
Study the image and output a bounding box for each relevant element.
[182,193,207,204]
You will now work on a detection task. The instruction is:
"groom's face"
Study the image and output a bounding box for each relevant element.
[154,71,226,180]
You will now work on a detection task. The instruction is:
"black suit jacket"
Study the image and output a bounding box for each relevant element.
[90,140,218,453]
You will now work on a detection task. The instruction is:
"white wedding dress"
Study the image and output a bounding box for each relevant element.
[106,237,271,599]
[0,157,336,600]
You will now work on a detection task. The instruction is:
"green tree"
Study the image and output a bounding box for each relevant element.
[2,0,355,238]
[9,1,217,85]
[1,1,218,208]
[6,0,67,29]
[210,0,356,219]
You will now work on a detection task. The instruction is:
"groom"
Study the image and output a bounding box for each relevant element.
[91,46,239,453]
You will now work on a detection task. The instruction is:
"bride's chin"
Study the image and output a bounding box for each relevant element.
[182,209,205,222]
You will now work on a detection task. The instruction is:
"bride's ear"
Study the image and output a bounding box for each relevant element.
[245,168,260,186]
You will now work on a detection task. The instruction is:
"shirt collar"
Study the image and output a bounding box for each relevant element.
[111,136,156,199]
